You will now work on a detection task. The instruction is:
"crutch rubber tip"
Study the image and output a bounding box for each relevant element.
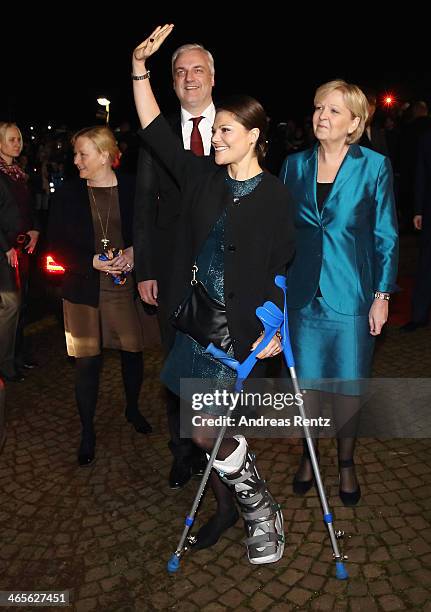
[335,561,348,580]
[167,555,180,573]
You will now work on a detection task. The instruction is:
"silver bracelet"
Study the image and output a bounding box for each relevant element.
[131,70,150,81]
[374,291,390,301]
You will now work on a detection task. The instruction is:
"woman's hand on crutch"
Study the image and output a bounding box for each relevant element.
[251,330,282,359]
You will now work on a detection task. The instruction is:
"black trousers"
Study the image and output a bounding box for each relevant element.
[157,302,204,463]
[411,224,431,323]
[15,251,31,366]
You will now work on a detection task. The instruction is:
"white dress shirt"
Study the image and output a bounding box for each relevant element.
[181,103,216,155]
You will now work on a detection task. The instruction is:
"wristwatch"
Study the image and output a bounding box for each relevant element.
[374,291,390,301]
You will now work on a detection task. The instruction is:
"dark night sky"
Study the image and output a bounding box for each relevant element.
[3,14,431,131]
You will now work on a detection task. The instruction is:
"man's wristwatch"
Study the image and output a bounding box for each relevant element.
[374,291,390,301]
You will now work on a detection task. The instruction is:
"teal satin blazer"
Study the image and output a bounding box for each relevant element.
[280,144,399,315]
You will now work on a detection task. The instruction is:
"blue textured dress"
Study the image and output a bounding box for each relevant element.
[161,172,264,406]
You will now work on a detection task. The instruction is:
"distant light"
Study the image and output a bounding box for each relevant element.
[50,188,55,193]
[97,97,110,107]
[48,125,52,130]
[31,136,35,140]
[383,92,396,107]
[49,182,54,187]
[30,126,34,131]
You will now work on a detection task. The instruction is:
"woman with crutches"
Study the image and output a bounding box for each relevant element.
[132,25,295,563]
[280,80,398,505]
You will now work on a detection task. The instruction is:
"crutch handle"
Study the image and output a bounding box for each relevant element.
[205,344,240,371]
[205,302,282,381]
[274,275,296,368]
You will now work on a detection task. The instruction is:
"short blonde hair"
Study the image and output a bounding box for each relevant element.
[314,80,369,144]
[72,126,119,164]
[0,122,23,147]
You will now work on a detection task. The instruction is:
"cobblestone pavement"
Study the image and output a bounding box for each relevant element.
[1,243,431,611]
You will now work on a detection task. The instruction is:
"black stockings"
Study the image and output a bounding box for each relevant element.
[75,351,144,436]
[120,350,144,419]
[295,390,361,491]
[192,419,238,512]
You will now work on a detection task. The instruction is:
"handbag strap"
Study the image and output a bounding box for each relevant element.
[191,263,198,286]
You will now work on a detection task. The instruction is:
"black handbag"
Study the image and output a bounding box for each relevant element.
[170,265,232,352]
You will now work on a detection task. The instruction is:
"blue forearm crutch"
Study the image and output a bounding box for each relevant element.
[167,303,282,573]
[274,275,348,580]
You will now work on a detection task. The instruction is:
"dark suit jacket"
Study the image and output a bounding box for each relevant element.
[133,112,183,292]
[359,124,389,157]
[139,115,295,362]
[415,130,431,225]
[0,176,20,292]
[48,174,136,306]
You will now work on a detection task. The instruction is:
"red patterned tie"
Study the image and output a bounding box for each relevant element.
[190,116,204,156]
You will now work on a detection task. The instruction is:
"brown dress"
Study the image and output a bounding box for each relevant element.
[63,185,145,357]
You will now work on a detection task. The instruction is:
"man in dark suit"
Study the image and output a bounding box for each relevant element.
[401,129,431,331]
[134,43,215,488]
[359,91,389,157]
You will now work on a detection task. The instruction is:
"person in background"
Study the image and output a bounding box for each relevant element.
[401,128,431,331]
[280,80,398,506]
[48,125,152,467]
[0,173,21,382]
[0,122,40,379]
[359,90,389,156]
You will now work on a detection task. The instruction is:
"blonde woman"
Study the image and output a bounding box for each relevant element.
[48,126,151,467]
[0,122,40,381]
[280,81,399,505]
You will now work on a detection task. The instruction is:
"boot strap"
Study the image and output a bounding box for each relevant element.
[241,502,280,521]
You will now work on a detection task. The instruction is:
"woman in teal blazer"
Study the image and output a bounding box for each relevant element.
[280,80,398,506]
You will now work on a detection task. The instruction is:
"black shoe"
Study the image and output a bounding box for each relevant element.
[169,459,192,489]
[400,321,428,332]
[126,412,152,434]
[191,508,240,550]
[191,456,207,478]
[292,473,314,495]
[0,370,25,383]
[339,459,361,506]
[21,360,38,369]
[292,450,319,495]
[78,434,96,467]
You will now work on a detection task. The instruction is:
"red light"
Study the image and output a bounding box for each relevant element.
[383,93,396,107]
[45,254,65,274]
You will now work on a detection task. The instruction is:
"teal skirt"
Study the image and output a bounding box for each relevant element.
[288,297,375,396]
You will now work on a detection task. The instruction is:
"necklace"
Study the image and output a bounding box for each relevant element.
[88,183,114,250]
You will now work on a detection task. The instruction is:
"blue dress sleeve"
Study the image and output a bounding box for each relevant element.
[373,157,399,293]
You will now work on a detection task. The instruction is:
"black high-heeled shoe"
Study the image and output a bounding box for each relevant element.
[338,458,361,506]
[126,411,152,434]
[191,507,240,550]
[78,433,96,467]
[292,450,319,495]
